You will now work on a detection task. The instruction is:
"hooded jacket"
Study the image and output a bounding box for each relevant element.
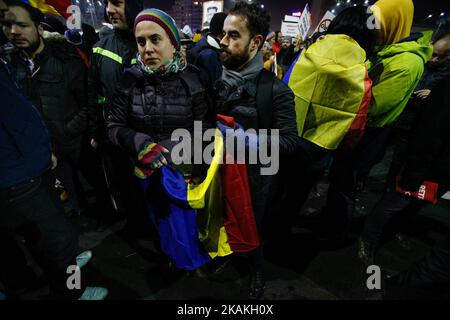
[366,33,433,127]
[372,0,414,46]
[367,0,433,128]
[88,0,143,140]
[187,35,223,90]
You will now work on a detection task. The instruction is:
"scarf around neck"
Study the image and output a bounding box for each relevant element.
[221,51,264,92]
[138,50,187,77]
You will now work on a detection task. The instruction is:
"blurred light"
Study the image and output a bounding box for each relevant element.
[440,12,445,16]
[347,0,351,3]
[365,0,369,4]
[261,4,265,9]
[427,14,433,18]
[331,9,335,13]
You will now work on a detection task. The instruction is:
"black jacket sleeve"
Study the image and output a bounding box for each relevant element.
[107,86,153,157]
[87,53,106,141]
[65,58,88,138]
[272,79,299,155]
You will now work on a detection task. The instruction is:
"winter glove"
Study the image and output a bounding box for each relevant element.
[216,120,234,140]
[216,121,259,151]
[134,142,169,179]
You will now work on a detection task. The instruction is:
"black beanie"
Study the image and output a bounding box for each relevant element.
[124,0,143,29]
[42,16,66,35]
[209,12,227,37]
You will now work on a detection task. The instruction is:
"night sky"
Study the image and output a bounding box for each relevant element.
[147,0,308,31]
[149,0,449,30]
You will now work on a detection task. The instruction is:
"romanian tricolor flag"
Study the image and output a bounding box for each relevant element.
[21,0,71,18]
[285,34,372,150]
[139,117,260,270]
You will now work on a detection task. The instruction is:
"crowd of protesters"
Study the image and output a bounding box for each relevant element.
[0,0,449,300]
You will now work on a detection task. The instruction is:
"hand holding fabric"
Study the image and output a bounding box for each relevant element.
[216,121,259,152]
[414,89,431,100]
[216,121,235,140]
[51,153,58,170]
[134,142,169,179]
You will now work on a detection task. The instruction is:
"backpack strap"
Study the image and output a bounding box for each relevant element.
[256,69,276,129]
[178,66,205,97]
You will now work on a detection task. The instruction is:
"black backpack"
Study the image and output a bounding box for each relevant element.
[256,69,276,130]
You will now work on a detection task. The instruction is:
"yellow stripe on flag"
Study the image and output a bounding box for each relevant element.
[29,0,60,16]
[208,227,233,259]
[187,129,224,208]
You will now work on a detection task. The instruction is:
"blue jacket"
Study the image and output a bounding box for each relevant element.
[187,36,223,88]
[0,58,51,189]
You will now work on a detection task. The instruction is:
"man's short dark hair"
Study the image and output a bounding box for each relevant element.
[208,6,218,13]
[229,2,270,50]
[4,0,44,26]
[326,6,376,56]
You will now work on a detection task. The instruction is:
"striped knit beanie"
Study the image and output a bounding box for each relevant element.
[134,9,181,50]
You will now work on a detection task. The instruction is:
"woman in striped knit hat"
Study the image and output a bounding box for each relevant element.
[108,8,210,178]
[106,8,212,267]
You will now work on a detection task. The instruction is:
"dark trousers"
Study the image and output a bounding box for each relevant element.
[361,186,448,248]
[246,164,273,273]
[386,235,450,299]
[0,171,83,299]
[361,191,423,247]
[77,142,117,225]
[325,125,393,234]
[54,160,81,211]
[99,143,151,234]
[264,139,330,241]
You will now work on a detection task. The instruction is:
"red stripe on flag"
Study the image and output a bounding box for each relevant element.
[46,0,71,18]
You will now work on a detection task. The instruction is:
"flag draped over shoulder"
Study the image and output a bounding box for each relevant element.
[21,0,71,18]
[286,34,372,150]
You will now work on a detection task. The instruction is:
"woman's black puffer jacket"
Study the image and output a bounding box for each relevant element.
[107,64,210,157]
